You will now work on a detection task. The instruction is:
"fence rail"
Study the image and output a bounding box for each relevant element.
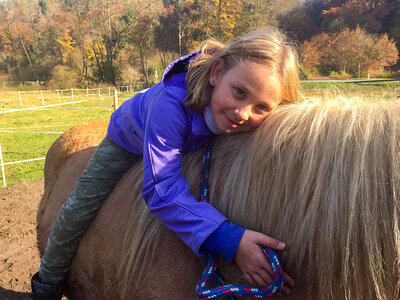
[0,87,119,108]
[0,143,47,187]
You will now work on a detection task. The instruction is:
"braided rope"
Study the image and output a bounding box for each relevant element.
[196,140,284,299]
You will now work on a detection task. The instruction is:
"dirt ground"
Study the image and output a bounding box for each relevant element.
[0,179,44,300]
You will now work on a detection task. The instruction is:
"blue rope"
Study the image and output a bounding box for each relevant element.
[196,140,284,299]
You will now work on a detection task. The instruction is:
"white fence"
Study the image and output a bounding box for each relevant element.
[0,143,47,187]
[117,85,134,93]
[0,87,117,108]
[0,88,122,187]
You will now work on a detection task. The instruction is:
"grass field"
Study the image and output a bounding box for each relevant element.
[300,79,400,101]
[0,90,134,186]
[0,80,399,186]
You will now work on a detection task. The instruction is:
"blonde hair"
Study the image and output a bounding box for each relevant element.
[185,26,300,113]
[119,97,400,299]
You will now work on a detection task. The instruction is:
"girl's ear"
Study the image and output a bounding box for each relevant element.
[209,58,223,87]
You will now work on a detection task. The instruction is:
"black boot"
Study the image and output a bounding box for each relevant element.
[31,272,63,300]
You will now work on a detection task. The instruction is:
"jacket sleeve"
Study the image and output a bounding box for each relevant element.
[141,95,228,257]
[202,221,245,263]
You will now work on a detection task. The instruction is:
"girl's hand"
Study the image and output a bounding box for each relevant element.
[234,229,295,295]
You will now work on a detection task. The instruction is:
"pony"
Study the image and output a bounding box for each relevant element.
[36,98,400,299]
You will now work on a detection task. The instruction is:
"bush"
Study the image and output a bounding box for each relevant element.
[47,65,81,89]
[119,66,141,86]
[0,73,14,89]
[300,66,320,79]
[329,71,352,79]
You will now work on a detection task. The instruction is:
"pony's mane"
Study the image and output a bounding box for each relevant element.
[118,98,400,299]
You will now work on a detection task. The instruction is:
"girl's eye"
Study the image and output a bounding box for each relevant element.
[256,104,267,111]
[235,88,245,97]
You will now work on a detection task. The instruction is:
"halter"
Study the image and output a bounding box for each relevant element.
[196,140,284,299]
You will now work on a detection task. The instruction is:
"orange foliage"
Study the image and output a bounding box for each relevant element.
[320,0,390,33]
[211,0,242,39]
[56,30,75,63]
[166,5,174,15]
[322,7,339,15]
[300,26,399,77]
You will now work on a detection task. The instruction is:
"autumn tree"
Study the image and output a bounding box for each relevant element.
[280,0,327,42]
[321,0,390,33]
[381,0,400,69]
[236,0,300,36]
[156,0,232,55]
[281,0,400,71]
[126,0,164,86]
[157,0,194,56]
[208,0,243,41]
[0,0,39,80]
[154,3,179,70]
[0,1,22,76]
[84,0,133,84]
[300,26,399,77]
[299,32,333,76]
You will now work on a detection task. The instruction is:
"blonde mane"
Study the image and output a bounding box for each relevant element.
[118,98,400,299]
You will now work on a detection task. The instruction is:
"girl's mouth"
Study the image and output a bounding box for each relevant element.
[225,114,238,128]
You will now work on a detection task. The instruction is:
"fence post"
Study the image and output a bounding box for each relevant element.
[18,91,22,107]
[86,87,89,99]
[0,144,6,187]
[57,89,61,103]
[71,88,74,100]
[98,87,101,96]
[114,88,119,111]
[108,87,111,95]
[40,90,44,104]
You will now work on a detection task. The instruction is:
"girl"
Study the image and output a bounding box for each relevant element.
[31,26,299,299]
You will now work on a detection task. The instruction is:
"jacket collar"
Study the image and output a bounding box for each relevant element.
[192,111,214,137]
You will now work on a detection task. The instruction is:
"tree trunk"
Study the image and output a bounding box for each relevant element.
[105,1,116,84]
[17,28,39,81]
[139,48,149,86]
[92,41,106,82]
[27,0,42,58]
[178,0,182,56]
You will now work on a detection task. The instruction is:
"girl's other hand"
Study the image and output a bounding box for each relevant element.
[234,229,295,295]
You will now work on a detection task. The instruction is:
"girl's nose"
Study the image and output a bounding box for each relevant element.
[234,105,250,123]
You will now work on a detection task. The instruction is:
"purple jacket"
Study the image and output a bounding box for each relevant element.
[107,51,244,262]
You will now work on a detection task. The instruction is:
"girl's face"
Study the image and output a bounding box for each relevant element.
[209,59,282,134]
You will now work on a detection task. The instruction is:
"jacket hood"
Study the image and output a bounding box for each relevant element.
[162,50,200,102]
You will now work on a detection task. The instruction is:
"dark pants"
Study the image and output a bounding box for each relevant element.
[39,136,140,283]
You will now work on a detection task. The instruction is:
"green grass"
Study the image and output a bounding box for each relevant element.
[300,80,400,102]
[301,79,400,91]
[0,91,135,186]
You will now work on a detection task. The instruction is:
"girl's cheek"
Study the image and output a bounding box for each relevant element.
[254,116,266,126]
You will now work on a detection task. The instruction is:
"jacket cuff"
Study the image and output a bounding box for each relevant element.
[201,221,245,263]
